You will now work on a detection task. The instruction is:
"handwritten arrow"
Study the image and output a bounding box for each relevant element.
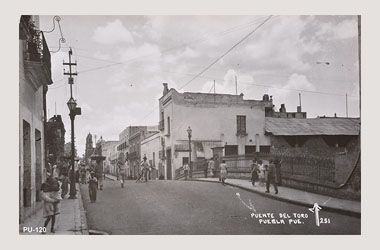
[309,203,322,226]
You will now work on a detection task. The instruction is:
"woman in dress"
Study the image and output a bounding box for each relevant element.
[220,160,228,186]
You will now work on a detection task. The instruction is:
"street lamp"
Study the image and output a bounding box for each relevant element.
[67,97,77,199]
[187,126,192,178]
[64,48,81,199]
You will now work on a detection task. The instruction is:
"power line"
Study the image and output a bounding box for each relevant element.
[75,17,273,75]
[73,54,359,98]
[177,15,273,91]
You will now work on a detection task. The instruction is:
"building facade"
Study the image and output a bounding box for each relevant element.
[140,132,162,179]
[128,126,159,178]
[19,15,53,222]
[101,140,119,174]
[158,83,274,180]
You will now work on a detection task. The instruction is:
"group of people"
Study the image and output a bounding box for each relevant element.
[250,158,281,194]
[136,156,152,183]
[201,156,282,193]
[202,158,216,178]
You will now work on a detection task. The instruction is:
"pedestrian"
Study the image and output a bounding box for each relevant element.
[183,163,190,180]
[274,157,282,186]
[88,171,98,203]
[142,156,150,182]
[220,160,228,186]
[40,175,61,234]
[60,173,69,199]
[95,159,104,190]
[258,160,265,186]
[208,158,215,177]
[80,166,86,184]
[266,159,278,194]
[250,159,260,186]
[119,163,126,188]
[204,160,208,178]
[52,164,59,179]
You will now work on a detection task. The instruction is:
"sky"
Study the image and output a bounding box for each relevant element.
[38,15,360,156]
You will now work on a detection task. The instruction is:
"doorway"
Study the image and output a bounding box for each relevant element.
[166,149,172,180]
[23,120,31,207]
[35,129,42,202]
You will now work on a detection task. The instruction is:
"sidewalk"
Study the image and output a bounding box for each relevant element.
[19,183,89,235]
[192,178,361,218]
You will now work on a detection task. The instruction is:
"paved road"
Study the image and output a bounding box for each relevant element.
[80,179,360,235]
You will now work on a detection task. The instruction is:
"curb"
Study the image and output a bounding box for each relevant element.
[191,178,361,219]
[77,184,89,235]
[105,175,117,181]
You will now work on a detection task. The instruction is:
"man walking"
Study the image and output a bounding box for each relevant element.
[141,156,150,182]
[118,162,126,188]
[266,159,278,194]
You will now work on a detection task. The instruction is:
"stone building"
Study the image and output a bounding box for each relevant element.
[84,132,94,165]
[19,15,53,222]
[46,115,65,164]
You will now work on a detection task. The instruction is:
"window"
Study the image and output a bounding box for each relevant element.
[237,115,246,135]
[225,145,238,156]
[167,116,171,136]
[245,145,256,154]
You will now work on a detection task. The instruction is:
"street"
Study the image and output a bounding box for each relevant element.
[80,179,360,235]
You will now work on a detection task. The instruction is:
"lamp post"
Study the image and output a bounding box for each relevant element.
[64,48,81,199]
[67,97,77,199]
[187,126,192,178]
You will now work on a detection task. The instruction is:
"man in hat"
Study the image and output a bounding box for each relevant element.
[266,159,278,194]
[141,155,150,182]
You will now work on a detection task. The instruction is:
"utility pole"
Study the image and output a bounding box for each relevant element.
[235,75,238,102]
[299,93,302,107]
[63,48,79,199]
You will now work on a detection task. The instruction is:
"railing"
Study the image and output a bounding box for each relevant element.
[223,153,335,184]
[41,32,51,77]
[22,16,52,78]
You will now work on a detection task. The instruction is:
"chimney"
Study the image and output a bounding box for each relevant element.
[297,106,302,112]
[280,104,286,113]
[163,83,169,96]
[262,94,269,101]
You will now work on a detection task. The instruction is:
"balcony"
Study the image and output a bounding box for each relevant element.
[159,120,164,131]
[20,16,52,89]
